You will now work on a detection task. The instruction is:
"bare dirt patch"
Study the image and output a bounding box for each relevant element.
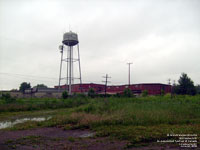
[0,127,127,150]
[0,127,197,150]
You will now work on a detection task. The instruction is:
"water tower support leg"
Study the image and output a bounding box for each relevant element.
[69,46,72,95]
[72,47,74,85]
[58,47,64,90]
[66,46,69,91]
[77,44,82,92]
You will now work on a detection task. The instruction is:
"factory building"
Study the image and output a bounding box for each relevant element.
[1,83,171,99]
[55,83,171,95]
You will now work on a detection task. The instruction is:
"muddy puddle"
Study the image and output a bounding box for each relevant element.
[0,116,51,129]
[79,132,95,138]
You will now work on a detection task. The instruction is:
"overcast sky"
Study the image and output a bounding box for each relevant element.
[0,0,200,90]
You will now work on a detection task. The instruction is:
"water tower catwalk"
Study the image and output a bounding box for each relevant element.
[58,31,82,95]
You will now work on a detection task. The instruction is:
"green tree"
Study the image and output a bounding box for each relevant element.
[196,85,200,94]
[123,88,133,97]
[176,73,196,95]
[19,82,31,93]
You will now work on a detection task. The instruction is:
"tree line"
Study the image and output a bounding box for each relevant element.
[19,83,48,94]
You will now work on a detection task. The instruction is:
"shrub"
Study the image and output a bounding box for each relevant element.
[164,93,171,98]
[123,88,133,97]
[76,93,87,98]
[1,93,16,103]
[161,89,165,96]
[88,88,96,98]
[142,90,148,97]
[83,104,95,113]
[113,93,121,98]
[68,137,75,142]
[62,91,68,99]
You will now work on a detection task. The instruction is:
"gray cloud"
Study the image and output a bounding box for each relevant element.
[0,0,200,90]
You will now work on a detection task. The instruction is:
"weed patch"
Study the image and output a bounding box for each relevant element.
[1,95,200,147]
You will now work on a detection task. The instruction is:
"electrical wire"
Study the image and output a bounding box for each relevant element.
[0,72,57,79]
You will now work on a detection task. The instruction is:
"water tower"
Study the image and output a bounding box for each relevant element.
[58,31,82,95]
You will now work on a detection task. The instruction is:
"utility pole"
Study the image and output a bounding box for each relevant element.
[127,63,133,86]
[102,74,111,96]
[167,78,171,85]
[173,80,176,85]
[167,78,172,99]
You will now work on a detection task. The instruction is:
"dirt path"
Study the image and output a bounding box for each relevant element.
[0,127,198,150]
[0,127,128,150]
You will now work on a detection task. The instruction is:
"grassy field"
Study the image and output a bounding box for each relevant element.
[1,94,200,147]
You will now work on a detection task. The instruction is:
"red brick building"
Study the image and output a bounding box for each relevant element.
[55,83,171,95]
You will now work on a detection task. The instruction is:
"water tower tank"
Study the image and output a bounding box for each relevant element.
[62,31,79,46]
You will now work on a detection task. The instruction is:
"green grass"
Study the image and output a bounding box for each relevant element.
[5,135,48,149]
[1,95,200,147]
[0,97,89,112]
[94,124,200,145]
[68,137,75,142]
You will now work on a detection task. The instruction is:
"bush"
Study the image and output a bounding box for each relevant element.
[123,88,133,97]
[62,91,68,99]
[164,93,171,98]
[72,93,87,98]
[88,88,96,98]
[76,93,87,98]
[83,104,95,113]
[142,90,148,97]
[1,93,16,103]
[112,93,121,98]
[161,89,165,96]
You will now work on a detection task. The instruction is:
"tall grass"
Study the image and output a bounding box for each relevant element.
[2,95,200,146]
[1,95,200,126]
[72,95,200,126]
[64,95,200,145]
[0,97,89,112]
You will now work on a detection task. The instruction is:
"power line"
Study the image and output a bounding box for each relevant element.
[0,75,57,85]
[0,72,125,86]
[167,78,171,85]
[0,72,57,80]
[0,72,125,87]
[0,72,58,86]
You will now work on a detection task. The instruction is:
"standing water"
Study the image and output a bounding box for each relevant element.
[0,116,51,129]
